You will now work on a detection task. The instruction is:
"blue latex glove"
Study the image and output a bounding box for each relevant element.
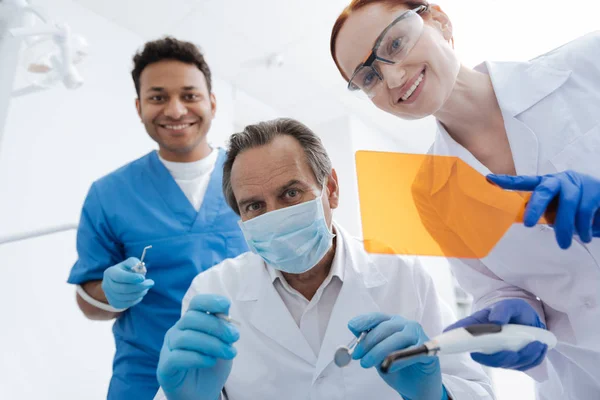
[348,313,448,400]
[488,171,600,249]
[101,257,154,309]
[156,294,239,400]
[444,299,548,371]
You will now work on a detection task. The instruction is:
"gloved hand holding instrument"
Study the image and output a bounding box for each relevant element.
[347,313,450,400]
[156,294,240,400]
[382,299,557,374]
[101,246,155,310]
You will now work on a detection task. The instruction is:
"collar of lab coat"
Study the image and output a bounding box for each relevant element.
[235,222,388,378]
[238,222,387,301]
[432,60,572,180]
[476,60,571,117]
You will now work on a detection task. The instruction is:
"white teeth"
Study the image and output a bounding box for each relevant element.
[164,123,192,130]
[401,72,424,101]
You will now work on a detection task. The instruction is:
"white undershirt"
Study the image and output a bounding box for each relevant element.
[158,149,218,211]
[267,230,344,356]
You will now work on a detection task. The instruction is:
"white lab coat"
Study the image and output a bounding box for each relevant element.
[432,31,600,400]
[155,224,494,400]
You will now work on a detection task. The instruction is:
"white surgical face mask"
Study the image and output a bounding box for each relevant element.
[238,187,335,274]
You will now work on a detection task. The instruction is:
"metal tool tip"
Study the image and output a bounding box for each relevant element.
[380,358,392,373]
[334,347,352,367]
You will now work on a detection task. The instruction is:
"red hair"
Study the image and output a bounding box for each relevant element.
[330,0,430,81]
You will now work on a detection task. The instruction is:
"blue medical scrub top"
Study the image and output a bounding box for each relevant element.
[67,149,248,400]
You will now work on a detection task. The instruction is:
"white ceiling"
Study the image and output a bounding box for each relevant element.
[71,0,600,148]
[70,0,425,143]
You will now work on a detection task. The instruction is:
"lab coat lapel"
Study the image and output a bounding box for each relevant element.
[192,149,227,230]
[242,262,318,366]
[501,112,540,175]
[146,151,197,227]
[312,228,387,382]
[483,61,571,118]
[433,61,571,177]
[484,61,572,175]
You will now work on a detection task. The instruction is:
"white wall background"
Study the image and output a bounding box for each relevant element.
[3,0,598,399]
[0,0,239,398]
[1,0,142,398]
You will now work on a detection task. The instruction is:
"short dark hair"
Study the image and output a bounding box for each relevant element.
[223,118,333,215]
[131,36,212,97]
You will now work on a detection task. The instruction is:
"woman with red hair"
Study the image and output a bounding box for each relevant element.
[331,2,600,400]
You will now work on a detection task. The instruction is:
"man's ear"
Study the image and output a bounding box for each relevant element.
[210,92,217,118]
[326,169,340,210]
[135,98,142,120]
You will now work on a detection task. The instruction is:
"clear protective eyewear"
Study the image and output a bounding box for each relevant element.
[347,5,428,99]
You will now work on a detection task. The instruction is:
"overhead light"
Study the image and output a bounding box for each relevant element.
[266,53,284,68]
[239,51,285,70]
[0,0,89,153]
[1,0,88,92]
[16,23,88,90]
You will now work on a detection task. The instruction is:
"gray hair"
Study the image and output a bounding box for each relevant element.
[223,118,332,215]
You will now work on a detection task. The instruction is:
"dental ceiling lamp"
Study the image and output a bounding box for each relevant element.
[0,0,85,245]
[0,0,88,151]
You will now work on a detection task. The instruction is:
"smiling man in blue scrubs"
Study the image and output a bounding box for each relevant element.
[67,37,248,399]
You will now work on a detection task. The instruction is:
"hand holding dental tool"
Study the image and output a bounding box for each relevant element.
[443,298,551,371]
[157,294,240,400]
[101,247,155,310]
[348,313,448,400]
[381,323,557,374]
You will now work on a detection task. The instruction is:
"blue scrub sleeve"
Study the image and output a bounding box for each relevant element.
[67,183,124,284]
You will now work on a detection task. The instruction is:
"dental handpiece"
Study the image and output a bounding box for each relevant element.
[380,324,557,373]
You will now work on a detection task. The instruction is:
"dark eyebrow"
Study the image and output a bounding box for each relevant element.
[146,87,165,93]
[145,86,199,93]
[277,179,306,193]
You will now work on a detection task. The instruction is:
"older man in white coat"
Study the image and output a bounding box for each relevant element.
[153,118,494,400]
